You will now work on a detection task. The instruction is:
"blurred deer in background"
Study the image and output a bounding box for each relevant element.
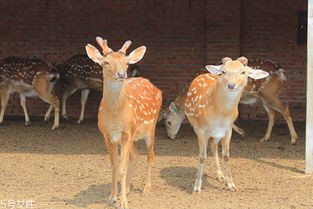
[0,56,60,129]
[185,57,268,192]
[58,54,141,123]
[86,37,162,209]
[164,59,298,144]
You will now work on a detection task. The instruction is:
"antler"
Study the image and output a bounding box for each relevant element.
[96,36,113,56]
[118,40,132,55]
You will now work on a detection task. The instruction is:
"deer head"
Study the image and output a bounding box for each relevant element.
[206,57,269,91]
[85,37,146,81]
[164,102,186,139]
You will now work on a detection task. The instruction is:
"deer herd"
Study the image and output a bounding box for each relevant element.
[0,37,299,208]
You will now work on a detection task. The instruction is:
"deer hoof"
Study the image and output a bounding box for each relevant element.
[107,196,117,205]
[77,119,84,124]
[120,197,128,209]
[51,125,59,130]
[291,139,297,145]
[226,182,237,192]
[192,189,201,195]
[143,184,151,195]
[217,176,225,183]
[260,137,269,143]
[25,121,30,126]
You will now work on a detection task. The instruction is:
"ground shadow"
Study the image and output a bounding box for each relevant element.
[254,158,304,174]
[160,166,220,194]
[62,183,110,208]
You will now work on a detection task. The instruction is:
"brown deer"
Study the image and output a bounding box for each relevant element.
[58,54,141,123]
[164,59,298,144]
[163,78,246,139]
[185,57,269,192]
[0,56,60,129]
[85,37,162,209]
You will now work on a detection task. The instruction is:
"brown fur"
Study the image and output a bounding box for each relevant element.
[0,56,60,129]
[86,38,161,209]
[58,54,140,123]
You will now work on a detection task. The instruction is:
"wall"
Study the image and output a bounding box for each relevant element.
[0,0,307,121]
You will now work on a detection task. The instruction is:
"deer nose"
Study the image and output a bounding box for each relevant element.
[116,72,127,79]
[228,83,236,89]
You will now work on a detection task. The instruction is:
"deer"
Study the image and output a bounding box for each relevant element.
[164,59,298,145]
[0,56,60,129]
[85,37,162,209]
[163,76,246,139]
[185,57,269,192]
[58,54,141,123]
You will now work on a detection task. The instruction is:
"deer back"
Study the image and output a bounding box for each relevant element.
[59,54,141,90]
[185,73,219,119]
[245,59,286,96]
[0,56,58,87]
[124,77,162,125]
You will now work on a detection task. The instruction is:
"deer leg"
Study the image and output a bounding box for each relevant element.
[77,89,90,124]
[209,139,224,182]
[267,97,298,145]
[44,105,53,122]
[19,94,30,126]
[0,85,9,125]
[232,124,246,137]
[143,130,155,195]
[34,76,60,129]
[260,103,276,143]
[62,85,78,120]
[193,132,208,194]
[104,137,118,206]
[126,143,138,195]
[120,133,132,209]
[221,129,236,191]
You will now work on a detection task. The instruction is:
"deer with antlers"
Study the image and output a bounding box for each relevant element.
[85,37,162,209]
[0,56,60,129]
[164,59,298,144]
[185,57,268,192]
[58,54,141,123]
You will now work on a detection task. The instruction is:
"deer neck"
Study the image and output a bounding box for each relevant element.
[102,78,126,111]
[212,77,245,114]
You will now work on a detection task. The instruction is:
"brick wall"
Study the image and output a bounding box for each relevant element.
[0,0,307,121]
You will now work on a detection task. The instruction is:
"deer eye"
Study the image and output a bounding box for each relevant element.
[166,121,171,126]
[241,71,246,75]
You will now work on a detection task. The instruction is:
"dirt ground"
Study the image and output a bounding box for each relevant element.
[0,118,312,209]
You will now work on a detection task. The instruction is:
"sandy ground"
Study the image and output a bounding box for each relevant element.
[0,118,312,209]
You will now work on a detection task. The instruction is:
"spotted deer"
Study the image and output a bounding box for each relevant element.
[85,37,162,209]
[163,72,246,139]
[0,56,60,129]
[58,54,141,123]
[185,57,268,192]
[164,59,298,144]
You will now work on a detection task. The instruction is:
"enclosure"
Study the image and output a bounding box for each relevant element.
[0,0,312,209]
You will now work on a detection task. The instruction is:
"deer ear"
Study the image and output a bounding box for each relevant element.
[85,44,104,65]
[237,56,248,66]
[127,46,146,64]
[247,67,269,80]
[205,65,224,75]
[169,102,178,113]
